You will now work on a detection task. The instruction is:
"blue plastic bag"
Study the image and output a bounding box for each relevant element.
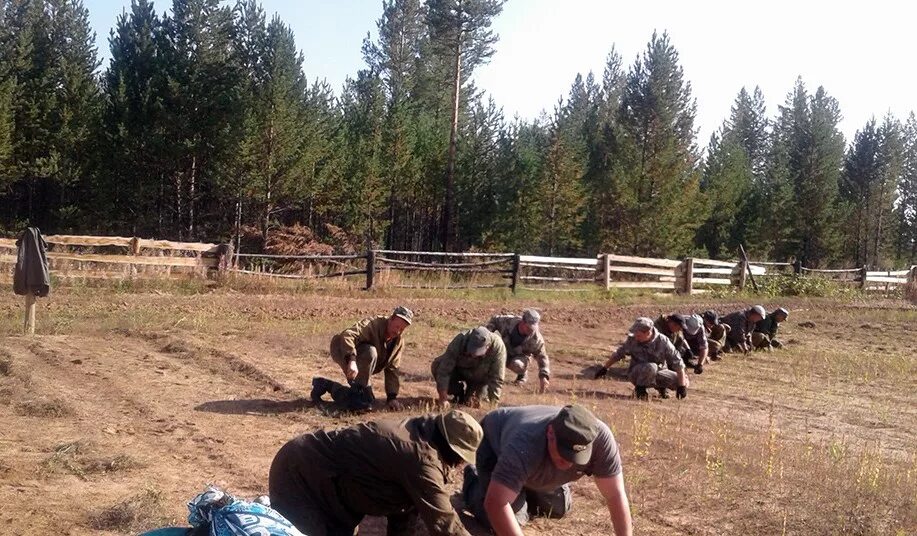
[139,486,305,536]
[187,486,306,536]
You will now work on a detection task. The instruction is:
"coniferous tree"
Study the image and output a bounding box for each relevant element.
[617,31,701,257]
[896,113,917,263]
[426,0,504,250]
[841,118,881,266]
[162,0,242,239]
[101,0,168,234]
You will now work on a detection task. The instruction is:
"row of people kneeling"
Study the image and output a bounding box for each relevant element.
[309,304,789,409]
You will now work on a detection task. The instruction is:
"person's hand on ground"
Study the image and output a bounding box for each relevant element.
[539,376,550,393]
[676,385,687,399]
[386,398,403,411]
[595,366,609,379]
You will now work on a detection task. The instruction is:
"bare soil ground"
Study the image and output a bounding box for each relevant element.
[1,287,915,535]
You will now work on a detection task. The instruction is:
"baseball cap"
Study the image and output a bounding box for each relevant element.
[749,305,766,318]
[392,306,413,325]
[775,307,789,319]
[629,317,654,335]
[466,326,491,356]
[437,410,483,465]
[684,314,703,335]
[666,314,687,330]
[522,309,541,326]
[551,405,599,465]
[702,310,719,324]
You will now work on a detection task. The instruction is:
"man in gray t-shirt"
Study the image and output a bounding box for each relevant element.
[462,405,632,536]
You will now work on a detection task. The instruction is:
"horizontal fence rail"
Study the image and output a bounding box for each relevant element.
[2,234,915,294]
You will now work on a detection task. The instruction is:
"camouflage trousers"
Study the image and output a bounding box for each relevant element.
[628,362,679,389]
[751,332,782,350]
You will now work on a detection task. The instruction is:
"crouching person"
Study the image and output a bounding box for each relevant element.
[311,306,413,411]
[721,305,766,354]
[269,410,483,536]
[486,309,551,391]
[595,317,688,400]
[431,326,506,408]
[462,405,632,536]
[752,307,789,350]
[702,310,730,361]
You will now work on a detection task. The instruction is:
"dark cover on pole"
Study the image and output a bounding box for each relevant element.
[14,227,51,297]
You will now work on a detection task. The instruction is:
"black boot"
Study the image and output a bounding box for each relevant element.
[657,387,670,399]
[634,386,649,400]
[310,377,330,403]
[346,384,375,411]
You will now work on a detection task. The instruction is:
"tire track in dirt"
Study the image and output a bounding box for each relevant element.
[0,334,311,534]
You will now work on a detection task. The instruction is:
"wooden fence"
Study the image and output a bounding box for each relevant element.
[0,235,232,280]
[2,233,915,294]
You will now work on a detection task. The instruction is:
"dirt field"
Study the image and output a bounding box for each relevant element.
[1,285,915,535]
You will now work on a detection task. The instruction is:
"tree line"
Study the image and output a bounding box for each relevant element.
[1,0,916,268]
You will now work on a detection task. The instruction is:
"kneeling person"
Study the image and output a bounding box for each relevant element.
[595,317,688,400]
[311,306,413,411]
[702,310,730,360]
[432,326,506,407]
[486,309,551,391]
[752,307,789,350]
[269,410,482,536]
[462,405,632,536]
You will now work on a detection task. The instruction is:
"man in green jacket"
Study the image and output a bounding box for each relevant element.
[311,306,413,411]
[752,307,789,350]
[269,410,483,536]
[486,309,551,392]
[431,326,507,408]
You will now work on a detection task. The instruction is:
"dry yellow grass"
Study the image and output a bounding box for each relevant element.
[0,286,914,535]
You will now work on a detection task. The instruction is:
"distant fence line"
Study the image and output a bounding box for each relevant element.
[1,234,915,293]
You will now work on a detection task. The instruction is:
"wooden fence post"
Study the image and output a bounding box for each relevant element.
[909,265,917,285]
[510,253,521,294]
[675,257,694,294]
[365,250,376,290]
[129,236,141,256]
[683,257,694,294]
[603,253,611,291]
[859,266,868,290]
[24,294,36,336]
[216,243,233,277]
[733,258,748,290]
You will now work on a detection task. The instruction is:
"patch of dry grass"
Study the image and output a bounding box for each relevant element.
[89,488,168,532]
[41,440,141,480]
[15,397,72,417]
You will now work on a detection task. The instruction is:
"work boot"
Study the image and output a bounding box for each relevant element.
[694,363,704,374]
[634,386,649,400]
[310,377,330,403]
[346,384,375,412]
[657,387,670,399]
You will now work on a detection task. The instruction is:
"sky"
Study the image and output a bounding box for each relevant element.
[86,0,916,145]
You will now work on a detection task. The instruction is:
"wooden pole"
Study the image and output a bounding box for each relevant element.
[603,253,611,291]
[682,257,694,294]
[909,265,917,285]
[510,253,521,294]
[365,250,376,290]
[860,266,868,290]
[24,294,36,336]
[738,244,759,292]
[735,258,748,290]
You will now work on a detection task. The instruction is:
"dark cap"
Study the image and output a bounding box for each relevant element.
[466,326,491,357]
[550,405,599,465]
[392,306,413,325]
[775,307,789,319]
[665,314,687,330]
[702,310,719,324]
